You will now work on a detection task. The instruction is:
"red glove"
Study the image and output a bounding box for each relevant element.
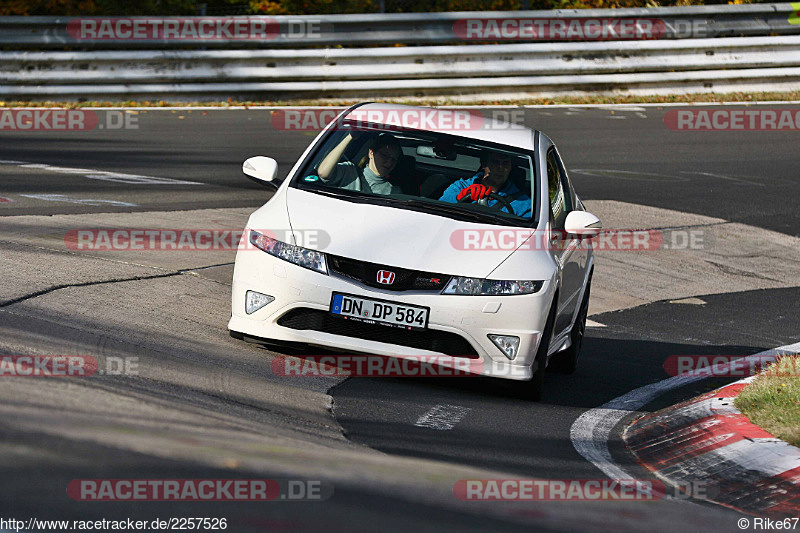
[456,183,491,202]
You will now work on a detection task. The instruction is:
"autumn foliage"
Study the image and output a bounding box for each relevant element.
[1,0,756,16]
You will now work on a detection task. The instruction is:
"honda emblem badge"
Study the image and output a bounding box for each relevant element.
[376,270,396,285]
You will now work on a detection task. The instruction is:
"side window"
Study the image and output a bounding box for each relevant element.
[552,146,578,211]
[546,148,570,229]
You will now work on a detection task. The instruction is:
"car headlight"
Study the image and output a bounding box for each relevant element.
[442,277,543,295]
[249,230,328,275]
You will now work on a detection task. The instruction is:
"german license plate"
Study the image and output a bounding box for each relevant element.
[330,293,429,331]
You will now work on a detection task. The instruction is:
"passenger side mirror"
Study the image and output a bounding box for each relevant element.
[564,211,602,237]
[243,156,279,186]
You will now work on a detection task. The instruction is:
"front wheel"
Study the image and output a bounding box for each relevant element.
[551,279,591,375]
[507,294,557,402]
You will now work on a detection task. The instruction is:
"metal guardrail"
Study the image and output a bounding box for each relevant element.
[1,5,799,99]
[3,36,800,99]
[1,4,798,48]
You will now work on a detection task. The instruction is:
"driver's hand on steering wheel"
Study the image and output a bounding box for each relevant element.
[456,183,491,202]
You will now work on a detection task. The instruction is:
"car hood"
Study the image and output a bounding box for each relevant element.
[282,188,530,278]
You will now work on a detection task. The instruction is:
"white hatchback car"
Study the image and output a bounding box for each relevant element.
[229,103,600,400]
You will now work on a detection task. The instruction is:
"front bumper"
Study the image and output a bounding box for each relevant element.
[228,248,553,381]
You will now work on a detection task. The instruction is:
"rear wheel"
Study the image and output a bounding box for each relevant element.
[551,278,591,375]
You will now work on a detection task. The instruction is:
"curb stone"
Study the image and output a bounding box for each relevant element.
[624,376,800,517]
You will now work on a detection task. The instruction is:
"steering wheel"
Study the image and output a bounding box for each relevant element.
[486,192,515,214]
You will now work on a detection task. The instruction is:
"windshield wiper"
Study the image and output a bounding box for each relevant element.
[399,199,516,224]
[299,186,372,201]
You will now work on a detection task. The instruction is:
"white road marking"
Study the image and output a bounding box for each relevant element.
[569,169,690,183]
[20,194,137,207]
[603,106,647,112]
[682,171,767,187]
[586,319,606,328]
[414,404,471,431]
[0,160,203,186]
[569,341,800,481]
[668,297,707,305]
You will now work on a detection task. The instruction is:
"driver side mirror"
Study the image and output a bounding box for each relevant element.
[243,156,279,187]
[564,211,602,237]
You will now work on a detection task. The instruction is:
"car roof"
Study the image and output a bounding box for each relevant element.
[342,103,536,151]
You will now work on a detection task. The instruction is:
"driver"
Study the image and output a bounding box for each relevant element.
[439,151,531,217]
[316,133,402,195]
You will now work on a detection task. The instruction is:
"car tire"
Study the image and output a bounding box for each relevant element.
[506,293,557,402]
[551,277,591,375]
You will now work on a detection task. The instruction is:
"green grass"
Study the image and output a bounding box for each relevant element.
[735,355,800,448]
[3,90,800,108]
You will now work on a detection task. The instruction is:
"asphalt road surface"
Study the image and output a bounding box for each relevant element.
[1,106,797,235]
[1,105,798,532]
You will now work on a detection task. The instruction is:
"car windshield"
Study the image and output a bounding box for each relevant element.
[290,124,538,226]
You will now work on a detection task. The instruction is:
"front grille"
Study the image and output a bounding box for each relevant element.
[277,308,479,358]
[327,255,450,292]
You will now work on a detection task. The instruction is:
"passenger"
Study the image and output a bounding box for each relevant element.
[317,133,402,195]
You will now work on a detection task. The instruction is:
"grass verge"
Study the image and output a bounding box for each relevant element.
[735,355,800,448]
[2,90,800,108]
